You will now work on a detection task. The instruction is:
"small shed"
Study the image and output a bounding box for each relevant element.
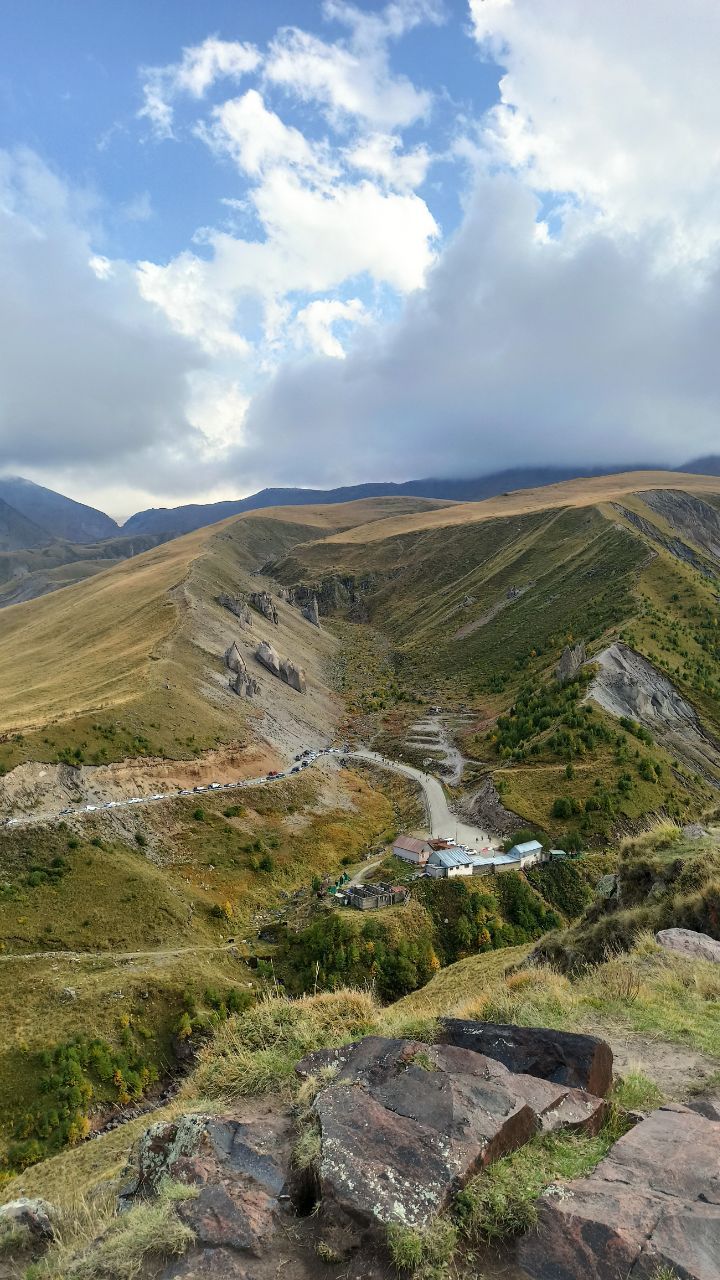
[393,835,432,865]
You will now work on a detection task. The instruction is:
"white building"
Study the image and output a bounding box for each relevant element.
[426,848,474,878]
[506,839,545,868]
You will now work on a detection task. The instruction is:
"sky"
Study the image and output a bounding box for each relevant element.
[1,0,719,520]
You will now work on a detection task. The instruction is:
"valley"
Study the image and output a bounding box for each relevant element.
[1,470,720,1279]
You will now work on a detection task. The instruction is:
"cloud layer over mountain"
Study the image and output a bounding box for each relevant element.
[2,1,720,514]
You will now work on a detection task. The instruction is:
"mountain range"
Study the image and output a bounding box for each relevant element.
[2,456,719,551]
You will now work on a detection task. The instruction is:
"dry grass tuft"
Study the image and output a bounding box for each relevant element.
[185,989,378,1102]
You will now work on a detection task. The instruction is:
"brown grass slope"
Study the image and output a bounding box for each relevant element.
[0,497,445,765]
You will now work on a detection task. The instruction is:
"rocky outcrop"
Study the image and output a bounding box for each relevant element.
[255,641,306,693]
[437,1021,613,1097]
[217,594,252,627]
[301,595,319,627]
[656,927,720,964]
[519,1103,720,1280]
[249,592,279,625]
[456,774,526,837]
[225,643,260,697]
[255,640,281,678]
[121,1111,294,1271]
[556,641,587,684]
[279,658,306,694]
[224,642,244,674]
[298,1035,606,1232]
[589,641,720,782]
[0,1197,56,1242]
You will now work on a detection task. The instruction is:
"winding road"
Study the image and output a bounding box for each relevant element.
[350,748,498,850]
[2,746,499,853]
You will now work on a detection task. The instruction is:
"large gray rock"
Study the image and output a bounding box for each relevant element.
[255,640,281,678]
[556,642,587,684]
[217,594,252,627]
[438,1020,613,1097]
[519,1103,720,1280]
[656,928,720,964]
[249,592,279,625]
[279,658,306,694]
[301,596,320,627]
[300,1036,606,1232]
[224,642,245,674]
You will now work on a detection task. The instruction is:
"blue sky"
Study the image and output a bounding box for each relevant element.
[1,1,719,518]
[0,1,498,262]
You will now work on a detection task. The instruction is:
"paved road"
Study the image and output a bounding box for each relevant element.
[350,749,499,850]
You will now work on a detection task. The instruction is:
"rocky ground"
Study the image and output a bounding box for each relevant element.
[6,1019,717,1280]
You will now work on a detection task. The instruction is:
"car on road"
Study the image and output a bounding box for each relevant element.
[193,786,208,793]
[85,804,97,811]
[179,788,192,795]
[267,770,279,778]
[128,797,142,804]
[209,783,221,790]
[291,765,300,773]
[151,793,164,800]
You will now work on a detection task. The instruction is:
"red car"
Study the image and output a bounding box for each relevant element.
[267,770,279,778]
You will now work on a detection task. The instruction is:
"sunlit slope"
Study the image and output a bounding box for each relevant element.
[0,496,445,744]
[320,471,720,545]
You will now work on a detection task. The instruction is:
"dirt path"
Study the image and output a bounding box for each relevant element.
[0,942,238,965]
[602,1027,719,1101]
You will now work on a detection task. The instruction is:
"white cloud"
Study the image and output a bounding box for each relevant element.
[469,0,720,262]
[346,132,431,190]
[201,89,332,178]
[294,297,368,357]
[265,0,441,128]
[138,168,437,357]
[139,36,260,139]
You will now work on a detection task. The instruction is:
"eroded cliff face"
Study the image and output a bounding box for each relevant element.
[588,641,720,784]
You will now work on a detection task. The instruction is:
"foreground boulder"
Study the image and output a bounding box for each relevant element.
[299,1035,606,1231]
[0,1197,56,1242]
[121,1110,293,1265]
[519,1103,720,1280]
[438,1020,613,1097]
[656,927,720,964]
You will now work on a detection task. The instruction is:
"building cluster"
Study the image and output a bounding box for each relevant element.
[391,835,565,879]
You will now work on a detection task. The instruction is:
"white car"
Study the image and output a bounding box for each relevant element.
[209,783,221,790]
[128,797,142,804]
[85,804,97,811]
[151,793,164,800]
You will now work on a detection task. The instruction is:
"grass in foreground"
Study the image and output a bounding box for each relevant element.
[26,1179,196,1280]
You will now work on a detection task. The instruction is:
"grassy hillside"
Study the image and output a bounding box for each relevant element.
[270,475,720,840]
[0,765,406,1174]
[0,497,443,771]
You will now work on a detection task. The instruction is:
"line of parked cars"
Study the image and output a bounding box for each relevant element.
[3,744,351,827]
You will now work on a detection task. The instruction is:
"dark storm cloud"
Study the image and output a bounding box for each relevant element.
[0,150,204,475]
[238,175,720,486]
